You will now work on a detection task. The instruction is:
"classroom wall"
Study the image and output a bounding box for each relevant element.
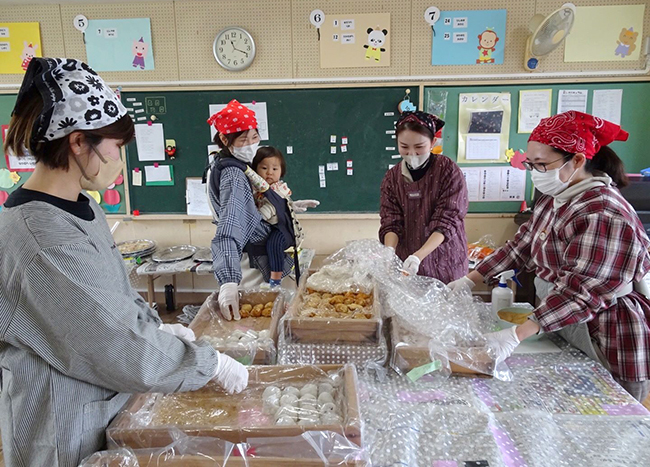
[2,0,648,294]
[1,0,649,86]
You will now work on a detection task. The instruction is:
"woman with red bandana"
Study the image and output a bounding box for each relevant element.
[449,111,650,402]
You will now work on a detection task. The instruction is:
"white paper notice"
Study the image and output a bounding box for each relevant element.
[286,146,293,155]
[518,90,551,133]
[466,135,501,160]
[134,123,165,161]
[557,89,588,113]
[145,165,172,182]
[132,170,142,187]
[592,89,623,125]
[320,180,326,188]
[186,178,211,216]
[209,102,269,140]
[461,168,480,202]
[479,167,501,201]
[500,167,527,201]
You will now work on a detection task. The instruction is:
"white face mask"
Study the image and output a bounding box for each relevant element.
[403,154,430,170]
[231,142,260,165]
[530,160,577,197]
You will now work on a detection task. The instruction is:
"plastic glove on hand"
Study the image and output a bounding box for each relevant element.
[159,323,196,341]
[292,199,320,213]
[484,327,520,364]
[213,353,249,394]
[402,255,421,276]
[218,283,241,321]
[447,276,476,293]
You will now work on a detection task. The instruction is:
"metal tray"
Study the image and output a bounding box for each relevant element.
[192,247,213,263]
[152,245,197,263]
[117,239,156,257]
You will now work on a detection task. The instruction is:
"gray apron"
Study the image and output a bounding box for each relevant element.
[534,277,610,369]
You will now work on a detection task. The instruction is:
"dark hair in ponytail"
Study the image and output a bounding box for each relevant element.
[551,146,628,188]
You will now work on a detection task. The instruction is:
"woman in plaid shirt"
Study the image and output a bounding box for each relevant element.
[450,112,650,402]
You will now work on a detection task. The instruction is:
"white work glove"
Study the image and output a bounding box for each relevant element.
[402,255,421,276]
[213,353,249,394]
[292,199,320,213]
[447,276,476,293]
[159,323,196,341]
[218,283,241,321]
[484,327,520,364]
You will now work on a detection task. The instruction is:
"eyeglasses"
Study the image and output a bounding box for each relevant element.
[521,156,567,173]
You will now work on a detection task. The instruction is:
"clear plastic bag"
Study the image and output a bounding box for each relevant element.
[106,364,363,452]
[468,234,497,265]
[193,289,285,365]
[82,429,369,466]
[309,240,507,380]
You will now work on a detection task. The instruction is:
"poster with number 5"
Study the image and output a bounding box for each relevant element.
[431,9,507,66]
[84,18,155,72]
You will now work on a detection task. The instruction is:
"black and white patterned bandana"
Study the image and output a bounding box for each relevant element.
[12,58,127,146]
[396,111,445,136]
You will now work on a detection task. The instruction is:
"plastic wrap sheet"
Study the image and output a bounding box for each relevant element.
[277,331,389,366]
[190,289,285,365]
[107,365,363,452]
[494,411,650,467]
[356,365,650,467]
[358,368,507,466]
[82,429,368,466]
[319,239,506,379]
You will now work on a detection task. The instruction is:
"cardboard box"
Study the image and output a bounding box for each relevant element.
[190,291,284,365]
[107,365,362,449]
[389,319,494,378]
[283,272,382,344]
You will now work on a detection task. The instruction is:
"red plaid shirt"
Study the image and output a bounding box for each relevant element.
[477,186,650,381]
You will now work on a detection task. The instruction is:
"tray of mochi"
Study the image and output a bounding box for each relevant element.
[106,364,362,448]
[190,290,285,364]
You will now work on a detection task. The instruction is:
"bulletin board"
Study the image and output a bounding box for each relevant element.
[425,81,650,213]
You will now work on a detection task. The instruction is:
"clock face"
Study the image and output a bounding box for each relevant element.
[213,27,256,71]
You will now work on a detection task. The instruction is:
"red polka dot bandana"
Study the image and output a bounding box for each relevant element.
[528,111,628,159]
[207,100,258,135]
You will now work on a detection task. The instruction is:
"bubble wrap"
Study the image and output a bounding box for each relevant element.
[277,334,389,366]
[356,337,650,467]
[312,240,506,379]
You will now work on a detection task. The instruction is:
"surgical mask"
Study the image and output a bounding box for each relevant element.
[403,154,430,170]
[76,146,124,192]
[530,160,577,197]
[231,142,260,165]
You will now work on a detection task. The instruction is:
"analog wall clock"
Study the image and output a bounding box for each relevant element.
[213,27,256,71]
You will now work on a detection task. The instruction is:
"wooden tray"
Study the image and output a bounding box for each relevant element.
[389,319,494,378]
[190,291,284,365]
[283,272,382,344]
[107,364,362,449]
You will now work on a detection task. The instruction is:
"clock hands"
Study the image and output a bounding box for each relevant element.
[230,40,249,58]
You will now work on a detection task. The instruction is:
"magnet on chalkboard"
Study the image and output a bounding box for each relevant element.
[165,139,177,159]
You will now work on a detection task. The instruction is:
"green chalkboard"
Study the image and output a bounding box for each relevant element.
[123,87,416,214]
[0,93,127,214]
[424,82,650,213]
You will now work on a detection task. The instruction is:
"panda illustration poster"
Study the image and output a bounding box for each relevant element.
[431,9,506,66]
[319,13,391,68]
